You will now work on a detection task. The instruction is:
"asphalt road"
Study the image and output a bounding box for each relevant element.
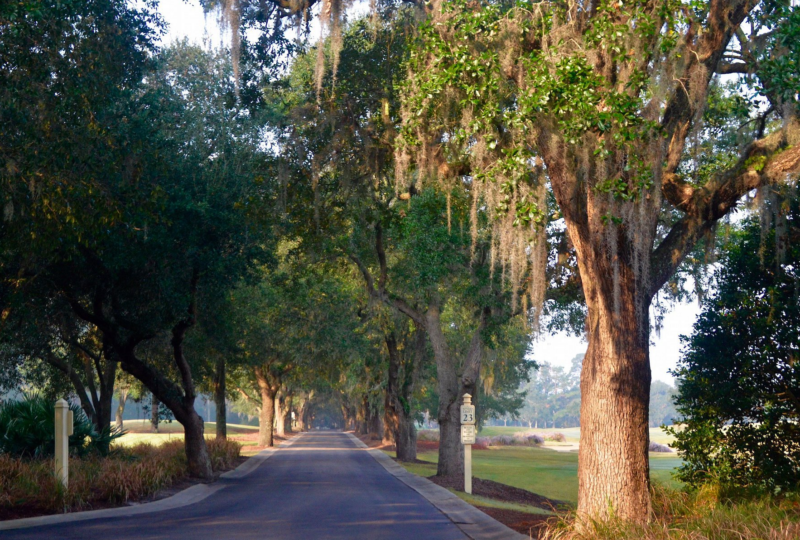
[4,431,469,540]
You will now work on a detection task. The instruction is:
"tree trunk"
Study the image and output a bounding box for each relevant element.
[283,393,293,433]
[255,366,279,447]
[151,394,160,432]
[116,387,129,430]
[384,331,418,461]
[214,357,227,440]
[427,304,486,477]
[275,388,286,438]
[297,395,311,432]
[383,334,400,447]
[258,388,276,446]
[181,408,212,478]
[67,269,213,480]
[575,249,652,521]
[357,396,368,435]
[367,404,383,440]
[425,305,462,476]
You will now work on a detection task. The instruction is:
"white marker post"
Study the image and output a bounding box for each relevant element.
[54,399,73,489]
[460,393,476,494]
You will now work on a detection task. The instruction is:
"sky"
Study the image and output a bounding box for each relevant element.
[156,0,700,385]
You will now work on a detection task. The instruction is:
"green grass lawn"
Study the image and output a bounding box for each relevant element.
[114,420,260,451]
[477,425,676,445]
[395,445,682,506]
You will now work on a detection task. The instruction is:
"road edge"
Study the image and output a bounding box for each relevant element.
[345,432,528,540]
[0,433,302,531]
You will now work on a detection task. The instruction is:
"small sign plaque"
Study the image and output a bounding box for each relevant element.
[460,404,475,425]
[461,425,476,445]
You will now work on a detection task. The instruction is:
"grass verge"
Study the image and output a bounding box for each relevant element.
[399,446,681,504]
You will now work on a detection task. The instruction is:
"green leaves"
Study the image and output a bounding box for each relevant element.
[671,200,800,493]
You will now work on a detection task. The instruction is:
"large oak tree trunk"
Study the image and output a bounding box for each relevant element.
[182,409,212,478]
[575,243,652,521]
[427,305,486,477]
[384,332,418,461]
[214,357,227,440]
[65,270,213,479]
[297,395,311,431]
[365,399,383,440]
[357,396,368,435]
[426,305,462,477]
[283,392,293,433]
[383,335,400,447]
[258,389,276,447]
[549,160,657,521]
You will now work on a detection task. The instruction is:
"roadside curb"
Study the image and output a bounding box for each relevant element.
[346,432,528,540]
[0,433,300,531]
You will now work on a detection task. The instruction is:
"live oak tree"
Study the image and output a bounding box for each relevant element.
[2,27,269,478]
[396,0,800,522]
[0,0,157,438]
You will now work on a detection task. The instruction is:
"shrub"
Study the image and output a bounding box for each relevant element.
[670,211,800,493]
[483,432,545,446]
[207,438,242,470]
[0,394,122,458]
[417,429,440,442]
[475,436,492,447]
[649,442,673,453]
[541,432,567,442]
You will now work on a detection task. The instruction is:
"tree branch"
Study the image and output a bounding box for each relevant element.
[716,62,750,74]
[661,0,755,173]
[171,267,200,407]
[651,122,800,297]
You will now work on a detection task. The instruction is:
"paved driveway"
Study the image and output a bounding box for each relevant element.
[3,431,468,540]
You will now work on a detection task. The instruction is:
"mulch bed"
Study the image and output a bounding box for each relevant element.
[427,475,569,538]
[429,475,568,512]
[476,507,559,537]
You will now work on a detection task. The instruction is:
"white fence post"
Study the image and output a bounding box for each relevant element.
[54,399,72,489]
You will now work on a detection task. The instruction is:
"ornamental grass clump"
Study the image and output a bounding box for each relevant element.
[417,430,440,442]
[540,482,800,540]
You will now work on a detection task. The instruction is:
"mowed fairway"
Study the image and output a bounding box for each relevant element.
[394,444,682,505]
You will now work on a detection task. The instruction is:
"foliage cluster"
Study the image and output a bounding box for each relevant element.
[670,199,800,494]
[0,395,121,458]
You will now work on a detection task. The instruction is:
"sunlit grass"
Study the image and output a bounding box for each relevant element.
[114,420,259,449]
[392,445,682,505]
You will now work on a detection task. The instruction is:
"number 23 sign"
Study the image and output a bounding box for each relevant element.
[460,404,475,425]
